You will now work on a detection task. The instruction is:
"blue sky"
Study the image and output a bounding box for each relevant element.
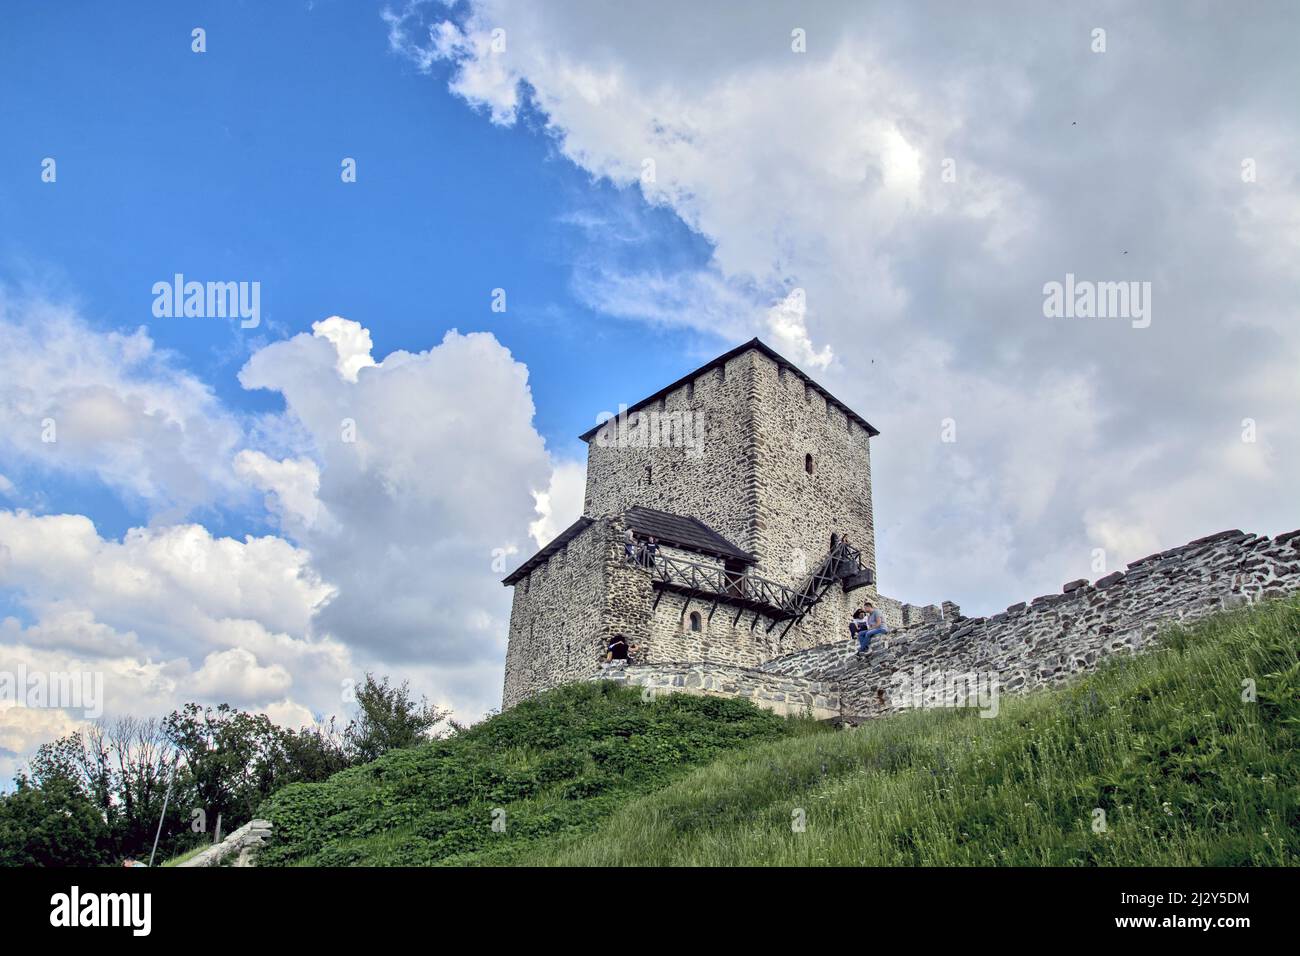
[0,0,711,540]
[1,1,1297,783]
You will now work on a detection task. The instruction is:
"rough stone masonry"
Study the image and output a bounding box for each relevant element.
[765,528,1300,719]
[500,339,1300,720]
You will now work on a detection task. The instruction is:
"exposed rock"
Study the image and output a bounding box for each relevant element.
[177,820,273,868]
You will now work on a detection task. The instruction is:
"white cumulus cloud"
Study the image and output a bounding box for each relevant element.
[392,0,1300,612]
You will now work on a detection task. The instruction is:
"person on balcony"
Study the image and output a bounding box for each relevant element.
[642,535,659,568]
[623,527,639,564]
[854,601,888,655]
[838,535,858,575]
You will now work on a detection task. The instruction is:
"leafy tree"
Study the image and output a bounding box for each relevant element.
[106,718,180,856]
[29,719,186,864]
[0,776,111,867]
[343,674,449,763]
[2,673,442,866]
[163,703,292,829]
[281,718,351,783]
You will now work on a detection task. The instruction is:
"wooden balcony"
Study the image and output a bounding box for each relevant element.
[629,537,872,628]
[644,552,801,617]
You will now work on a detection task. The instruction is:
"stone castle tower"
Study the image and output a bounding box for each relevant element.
[501,339,896,712]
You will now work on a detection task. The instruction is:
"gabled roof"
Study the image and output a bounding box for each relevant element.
[500,507,756,588]
[578,337,879,442]
[501,517,593,586]
[624,506,754,564]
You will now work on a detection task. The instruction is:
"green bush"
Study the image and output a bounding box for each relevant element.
[257,681,818,866]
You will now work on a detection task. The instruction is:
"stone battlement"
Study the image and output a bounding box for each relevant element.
[769,527,1300,719]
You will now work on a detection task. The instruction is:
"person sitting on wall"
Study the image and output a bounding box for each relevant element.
[642,535,659,568]
[603,633,630,669]
[855,601,888,655]
[849,607,867,640]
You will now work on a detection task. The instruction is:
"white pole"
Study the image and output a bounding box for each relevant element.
[147,764,176,868]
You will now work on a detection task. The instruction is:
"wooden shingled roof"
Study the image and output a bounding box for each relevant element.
[623,506,754,564]
[500,507,755,586]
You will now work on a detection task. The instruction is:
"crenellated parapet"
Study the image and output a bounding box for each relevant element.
[764,528,1300,719]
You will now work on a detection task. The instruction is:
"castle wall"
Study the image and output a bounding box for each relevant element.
[645,591,785,667]
[755,592,935,678]
[600,520,654,653]
[502,520,610,709]
[761,528,1300,719]
[638,579,910,667]
[593,662,839,721]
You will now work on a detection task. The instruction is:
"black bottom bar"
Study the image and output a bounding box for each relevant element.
[1,865,1282,942]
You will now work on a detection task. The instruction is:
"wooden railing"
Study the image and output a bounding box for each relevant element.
[641,552,799,615]
[627,537,870,622]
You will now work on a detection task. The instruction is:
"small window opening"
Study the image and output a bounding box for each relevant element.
[688,611,702,632]
[805,453,814,474]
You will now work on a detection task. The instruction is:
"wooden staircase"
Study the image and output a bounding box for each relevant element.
[638,535,872,637]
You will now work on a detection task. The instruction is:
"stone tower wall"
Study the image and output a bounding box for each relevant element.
[745,352,876,590]
[579,345,879,653]
[582,349,877,589]
[502,520,609,708]
[505,518,661,708]
[645,591,784,667]
[583,350,760,557]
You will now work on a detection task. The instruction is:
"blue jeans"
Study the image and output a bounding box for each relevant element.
[857,626,887,652]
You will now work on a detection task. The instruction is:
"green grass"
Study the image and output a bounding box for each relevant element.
[160,843,209,867]
[256,680,822,866]
[520,597,1300,865]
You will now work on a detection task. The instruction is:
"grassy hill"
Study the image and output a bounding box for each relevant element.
[260,597,1298,867]
[521,597,1300,865]
[256,680,820,865]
